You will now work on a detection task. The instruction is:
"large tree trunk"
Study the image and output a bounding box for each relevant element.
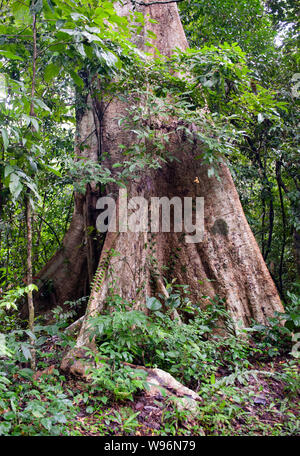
[34,1,283,367]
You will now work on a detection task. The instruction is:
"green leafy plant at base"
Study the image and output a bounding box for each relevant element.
[87,290,261,392]
[0,329,78,436]
[246,288,300,358]
[109,407,141,435]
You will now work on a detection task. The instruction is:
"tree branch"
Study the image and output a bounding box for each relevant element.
[36,213,62,247]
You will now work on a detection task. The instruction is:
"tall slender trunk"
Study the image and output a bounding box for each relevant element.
[26,195,35,369]
[276,161,287,296]
[25,197,34,329]
[24,11,37,369]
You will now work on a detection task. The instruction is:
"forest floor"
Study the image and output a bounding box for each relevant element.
[1,308,299,437]
[36,335,299,437]
[67,359,299,436]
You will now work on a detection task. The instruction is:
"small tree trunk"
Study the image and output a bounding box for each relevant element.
[24,12,38,369]
[26,196,35,369]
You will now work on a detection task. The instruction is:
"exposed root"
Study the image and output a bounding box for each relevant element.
[65,316,84,335]
[144,367,201,413]
[60,348,200,413]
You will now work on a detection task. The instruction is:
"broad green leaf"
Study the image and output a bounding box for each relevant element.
[30,117,39,131]
[166,294,181,308]
[0,334,12,358]
[30,0,43,15]
[76,42,86,57]
[21,344,32,361]
[70,70,84,88]
[27,156,38,173]
[41,418,52,431]
[0,422,11,435]
[147,30,157,40]
[31,409,44,418]
[23,114,31,127]
[82,31,101,42]
[34,98,51,112]
[42,163,62,177]
[1,128,8,151]
[9,173,20,193]
[44,63,60,83]
[4,165,13,177]
[9,173,22,199]
[71,12,87,22]
[0,50,23,61]
[18,368,34,379]
[25,284,38,293]
[146,296,162,311]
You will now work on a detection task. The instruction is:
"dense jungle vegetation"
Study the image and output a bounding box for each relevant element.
[0,0,299,438]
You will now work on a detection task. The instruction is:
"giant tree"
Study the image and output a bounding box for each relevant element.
[39,0,283,373]
[0,0,284,375]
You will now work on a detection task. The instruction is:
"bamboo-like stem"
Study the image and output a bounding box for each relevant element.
[26,196,35,369]
[26,11,37,370]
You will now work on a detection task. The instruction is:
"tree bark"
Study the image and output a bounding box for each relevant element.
[31,1,283,369]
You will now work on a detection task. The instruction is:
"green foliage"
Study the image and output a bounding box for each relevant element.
[109,407,141,434]
[0,0,147,289]
[179,0,299,299]
[0,365,77,436]
[0,284,38,312]
[0,318,78,435]
[245,287,300,357]
[0,286,298,436]
[0,0,299,438]
[0,0,298,299]
[179,0,275,55]
[283,290,300,333]
[81,287,299,436]
[87,290,256,388]
[88,360,148,402]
